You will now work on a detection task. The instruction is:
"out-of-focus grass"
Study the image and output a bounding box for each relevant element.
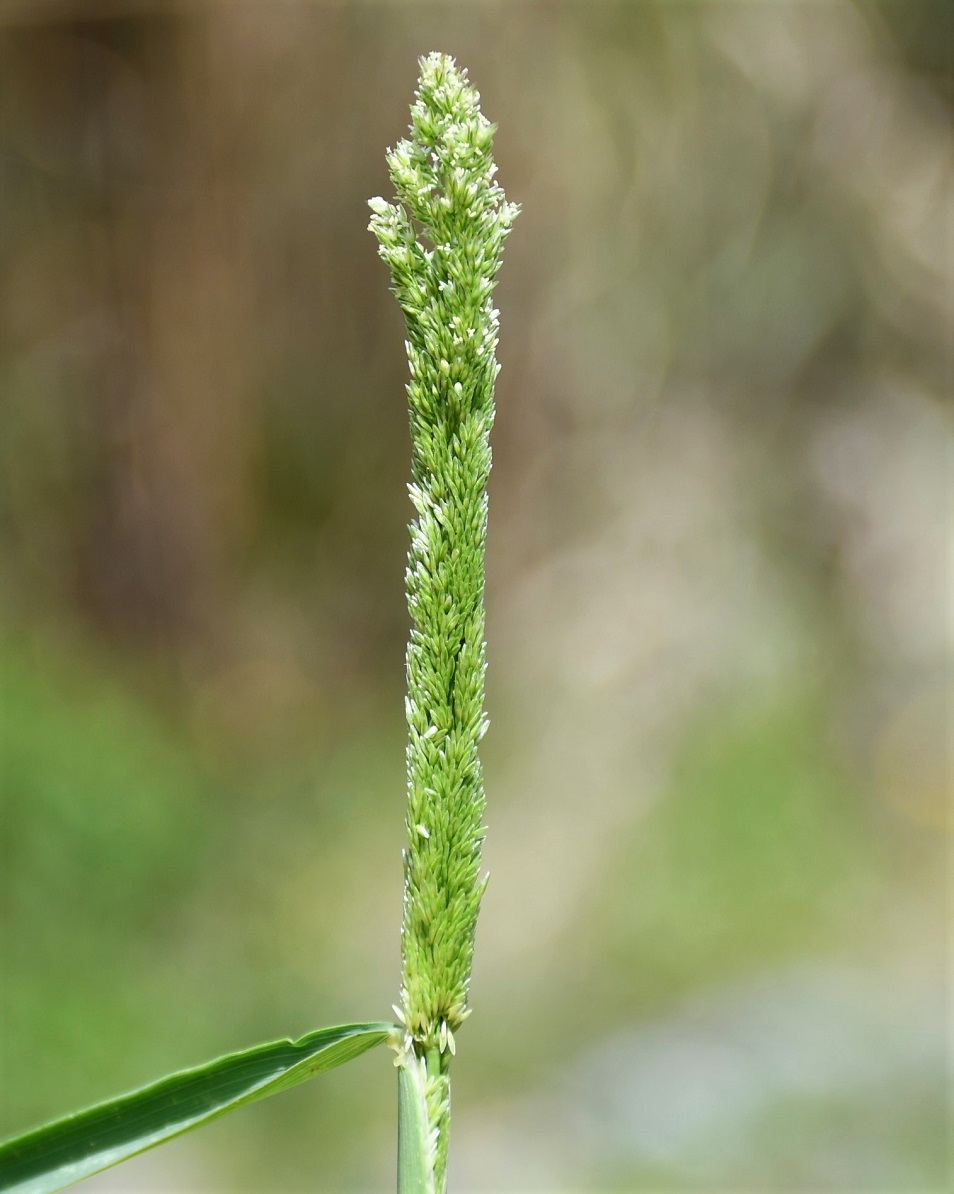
[599,691,879,1005]
[0,627,400,1187]
[1,629,211,1125]
[450,686,944,1189]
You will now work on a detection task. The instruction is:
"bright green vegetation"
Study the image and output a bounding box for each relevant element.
[369,52,518,1191]
[0,53,515,1194]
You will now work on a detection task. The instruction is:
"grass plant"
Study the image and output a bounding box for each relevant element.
[0,52,516,1194]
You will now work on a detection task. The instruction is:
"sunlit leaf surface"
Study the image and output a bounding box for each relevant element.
[0,1022,395,1194]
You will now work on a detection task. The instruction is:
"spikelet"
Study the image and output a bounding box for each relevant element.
[370,52,517,1192]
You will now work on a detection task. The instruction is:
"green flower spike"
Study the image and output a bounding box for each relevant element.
[369,52,518,1192]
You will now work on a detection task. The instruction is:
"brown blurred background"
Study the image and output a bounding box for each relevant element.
[0,1,951,1189]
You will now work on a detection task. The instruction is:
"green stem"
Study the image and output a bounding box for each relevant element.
[397,1054,434,1194]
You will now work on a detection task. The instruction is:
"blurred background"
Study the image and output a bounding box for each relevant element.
[0,1,950,1189]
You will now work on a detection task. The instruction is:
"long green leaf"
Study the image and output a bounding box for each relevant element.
[0,1021,395,1194]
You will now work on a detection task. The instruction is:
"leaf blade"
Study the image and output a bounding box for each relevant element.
[0,1021,395,1194]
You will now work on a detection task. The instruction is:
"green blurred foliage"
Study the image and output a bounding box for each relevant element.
[600,692,878,1003]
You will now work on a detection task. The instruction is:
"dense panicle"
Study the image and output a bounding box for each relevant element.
[369,52,517,1190]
